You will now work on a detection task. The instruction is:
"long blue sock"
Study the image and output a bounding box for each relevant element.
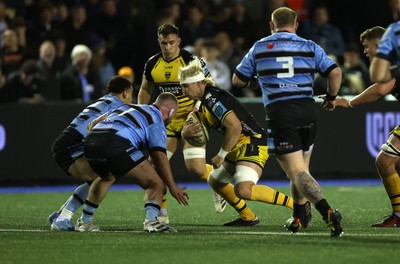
[56,183,90,221]
[144,200,160,221]
[65,183,90,213]
[81,200,98,223]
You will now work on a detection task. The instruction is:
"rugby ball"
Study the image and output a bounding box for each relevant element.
[183,112,209,147]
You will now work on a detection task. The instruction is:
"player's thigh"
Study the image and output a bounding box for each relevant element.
[124,160,164,189]
[69,156,98,181]
[276,150,308,179]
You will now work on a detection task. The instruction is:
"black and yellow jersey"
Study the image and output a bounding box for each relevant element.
[199,85,268,148]
[143,49,211,120]
[391,76,400,101]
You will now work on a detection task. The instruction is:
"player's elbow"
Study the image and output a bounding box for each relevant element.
[232,122,242,135]
[329,67,342,80]
[370,71,385,83]
[232,74,246,88]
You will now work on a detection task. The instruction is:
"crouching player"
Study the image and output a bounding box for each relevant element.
[75,92,189,232]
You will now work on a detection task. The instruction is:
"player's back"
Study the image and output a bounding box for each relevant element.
[253,32,334,106]
[93,104,165,149]
[66,94,125,137]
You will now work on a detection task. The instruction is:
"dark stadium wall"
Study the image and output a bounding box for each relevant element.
[0,100,398,185]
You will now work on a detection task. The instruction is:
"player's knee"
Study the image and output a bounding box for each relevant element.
[187,165,205,179]
[234,184,252,200]
[183,148,207,178]
[149,180,165,194]
[375,152,386,171]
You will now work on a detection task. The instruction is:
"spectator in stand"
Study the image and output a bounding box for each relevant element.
[26,2,62,57]
[143,9,176,63]
[36,40,61,101]
[58,44,101,102]
[218,0,257,51]
[118,66,138,101]
[298,4,345,58]
[214,31,247,96]
[0,59,44,104]
[0,0,10,48]
[214,31,244,74]
[0,28,28,77]
[9,16,27,48]
[180,4,215,47]
[164,0,182,26]
[88,0,132,70]
[53,2,69,27]
[63,4,92,55]
[53,33,69,73]
[200,38,231,91]
[340,43,371,95]
[91,35,115,89]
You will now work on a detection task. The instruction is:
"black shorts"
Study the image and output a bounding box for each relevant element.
[51,128,84,173]
[84,132,146,178]
[269,124,317,155]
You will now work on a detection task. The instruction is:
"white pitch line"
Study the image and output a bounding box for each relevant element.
[0,228,399,237]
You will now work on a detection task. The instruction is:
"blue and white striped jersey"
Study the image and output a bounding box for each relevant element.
[92,104,167,152]
[67,94,125,137]
[376,21,400,66]
[235,31,337,107]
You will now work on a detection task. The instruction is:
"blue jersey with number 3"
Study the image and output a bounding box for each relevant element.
[235,31,337,107]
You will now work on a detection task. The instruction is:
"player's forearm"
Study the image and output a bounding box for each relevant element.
[138,88,150,104]
[327,67,342,97]
[350,81,395,106]
[151,151,178,189]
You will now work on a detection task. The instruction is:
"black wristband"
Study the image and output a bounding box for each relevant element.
[326,94,337,101]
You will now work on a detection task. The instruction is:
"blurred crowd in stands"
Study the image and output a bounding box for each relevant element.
[0,0,398,103]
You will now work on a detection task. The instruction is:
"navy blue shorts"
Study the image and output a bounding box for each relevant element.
[84,132,146,178]
[269,124,316,155]
[51,129,84,173]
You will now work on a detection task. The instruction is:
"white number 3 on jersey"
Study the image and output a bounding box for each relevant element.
[276,56,294,78]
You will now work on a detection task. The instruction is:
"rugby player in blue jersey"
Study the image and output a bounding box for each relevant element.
[232,7,343,236]
[49,76,134,231]
[75,92,188,232]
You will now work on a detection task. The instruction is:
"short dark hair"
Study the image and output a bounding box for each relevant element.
[21,60,38,75]
[360,26,386,43]
[158,23,179,37]
[106,75,132,93]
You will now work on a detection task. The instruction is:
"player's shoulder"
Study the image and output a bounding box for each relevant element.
[203,86,231,103]
[145,52,163,68]
[179,49,200,64]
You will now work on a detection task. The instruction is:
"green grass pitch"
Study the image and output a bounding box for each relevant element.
[1,184,400,264]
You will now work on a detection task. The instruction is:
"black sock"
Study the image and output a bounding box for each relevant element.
[315,199,331,220]
[293,203,305,219]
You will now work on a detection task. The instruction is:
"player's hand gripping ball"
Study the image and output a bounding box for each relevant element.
[182,112,209,147]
